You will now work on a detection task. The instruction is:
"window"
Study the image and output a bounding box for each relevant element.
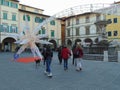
[35,17,40,23]
[38,30,41,34]
[96,14,101,21]
[76,27,79,36]
[113,18,117,23]
[3,24,9,32]
[107,19,112,24]
[3,12,7,20]
[39,18,43,23]
[90,29,96,34]
[67,28,70,37]
[67,20,70,26]
[96,26,99,33]
[38,17,45,23]
[42,29,45,34]
[23,15,30,21]
[86,16,90,23]
[3,0,9,6]
[39,27,45,34]
[108,31,112,36]
[50,20,55,25]
[76,18,79,24]
[11,2,18,8]
[0,0,1,4]
[21,6,26,10]
[12,14,16,21]
[10,26,17,33]
[80,27,85,35]
[113,31,118,36]
[86,26,90,35]
[51,30,54,37]
[0,25,3,32]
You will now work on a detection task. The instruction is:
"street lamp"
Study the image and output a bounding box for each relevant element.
[71,8,74,47]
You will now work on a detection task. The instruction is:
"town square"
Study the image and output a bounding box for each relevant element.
[1,0,120,90]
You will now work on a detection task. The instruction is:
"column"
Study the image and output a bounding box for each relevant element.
[118,51,120,62]
[104,51,108,62]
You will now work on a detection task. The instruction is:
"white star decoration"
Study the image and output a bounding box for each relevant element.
[13,14,52,60]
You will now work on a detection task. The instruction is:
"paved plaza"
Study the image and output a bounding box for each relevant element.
[0,52,120,90]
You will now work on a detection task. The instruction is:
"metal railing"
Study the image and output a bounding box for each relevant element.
[83,47,118,62]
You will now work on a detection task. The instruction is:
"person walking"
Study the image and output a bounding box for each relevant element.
[42,45,47,65]
[61,45,71,70]
[44,45,53,77]
[57,46,62,64]
[73,44,83,71]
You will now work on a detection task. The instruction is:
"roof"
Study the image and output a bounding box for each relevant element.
[64,12,100,20]
[19,4,44,11]
[19,9,50,17]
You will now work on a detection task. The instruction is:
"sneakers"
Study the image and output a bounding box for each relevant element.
[44,71,52,77]
[47,73,52,77]
[76,67,82,71]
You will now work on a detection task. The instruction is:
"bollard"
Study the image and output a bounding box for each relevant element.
[104,51,108,62]
[118,51,120,62]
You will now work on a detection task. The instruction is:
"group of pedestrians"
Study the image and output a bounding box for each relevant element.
[57,43,83,71]
[41,43,83,78]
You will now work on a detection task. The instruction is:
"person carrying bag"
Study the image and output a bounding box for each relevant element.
[73,44,83,71]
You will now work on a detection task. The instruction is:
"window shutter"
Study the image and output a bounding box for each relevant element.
[10,26,12,33]
[0,25,3,32]
[23,15,25,21]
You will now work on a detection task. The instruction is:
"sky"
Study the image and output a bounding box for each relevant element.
[19,0,120,16]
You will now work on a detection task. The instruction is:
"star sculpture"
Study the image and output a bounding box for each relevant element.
[13,14,52,60]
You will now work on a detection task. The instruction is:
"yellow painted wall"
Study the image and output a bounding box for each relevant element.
[106,15,120,41]
[1,4,19,25]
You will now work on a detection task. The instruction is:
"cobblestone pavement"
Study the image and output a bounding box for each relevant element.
[0,52,120,90]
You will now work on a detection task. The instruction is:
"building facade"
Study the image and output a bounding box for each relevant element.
[19,4,62,50]
[0,0,62,52]
[106,15,120,42]
[65,12,106,48]
[106,2,120,42]
[0,0,19,52]
[1,0,120,52]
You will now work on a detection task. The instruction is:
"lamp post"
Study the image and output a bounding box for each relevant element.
[71,8,74,47]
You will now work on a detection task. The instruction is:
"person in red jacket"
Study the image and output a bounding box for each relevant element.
[61,45,71,70]
[73,44,83,71]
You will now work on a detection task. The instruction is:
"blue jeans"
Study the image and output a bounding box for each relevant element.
[63,59,68,69]
[45,58,52,73]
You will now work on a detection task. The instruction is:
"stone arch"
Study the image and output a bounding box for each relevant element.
[84,38,93,46]
[2,37,16,52]
[94,38,99,44]
[84,38,93,43]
